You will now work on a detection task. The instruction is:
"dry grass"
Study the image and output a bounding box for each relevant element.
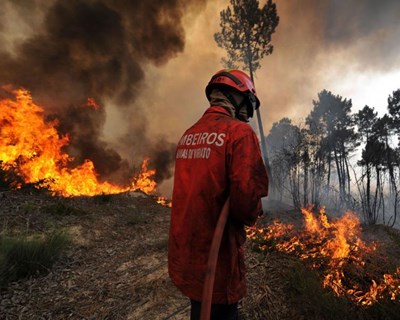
[1,191,400,319]
[244,211,400,320]
[0,231,70,287]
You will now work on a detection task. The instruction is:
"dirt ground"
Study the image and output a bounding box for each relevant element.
[0,191,190,319]
[0,191,399,320]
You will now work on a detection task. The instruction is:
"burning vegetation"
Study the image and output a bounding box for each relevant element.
[0,0,206,201]
[0,87,170,202]
[247,207,400,308]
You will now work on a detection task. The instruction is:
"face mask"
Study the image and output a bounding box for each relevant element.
[245,93,257,119]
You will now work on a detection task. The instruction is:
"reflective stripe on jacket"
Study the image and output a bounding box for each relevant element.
[168,106,269,304]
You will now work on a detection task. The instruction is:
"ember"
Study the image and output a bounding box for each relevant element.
[84,98,100,110]
[156,196,172,208]
[247,207,400,306]
[0,88,162,198]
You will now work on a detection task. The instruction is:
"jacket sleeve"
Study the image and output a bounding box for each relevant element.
[228,129,269,226]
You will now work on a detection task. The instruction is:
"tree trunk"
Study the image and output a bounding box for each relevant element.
[344,155,351,200]
[327,151,331,196]
[247,58,273,190]
[334,149,344,205]
[303,160,308,206]
[366,164,371,222]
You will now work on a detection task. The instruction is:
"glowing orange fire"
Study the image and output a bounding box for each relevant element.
[131,158,156,195]
[156,196,172,208]
[0,88,163,198]
[247,207,400,306]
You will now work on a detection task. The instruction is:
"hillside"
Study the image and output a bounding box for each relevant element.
[1,191,400,319]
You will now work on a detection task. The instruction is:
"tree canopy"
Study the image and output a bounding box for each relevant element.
[214,0,279,75]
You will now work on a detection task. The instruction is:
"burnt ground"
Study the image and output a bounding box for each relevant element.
[0,191,400,320]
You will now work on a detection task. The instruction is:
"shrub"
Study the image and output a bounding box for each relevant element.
[287,260,355,320]
[0,231,70,287]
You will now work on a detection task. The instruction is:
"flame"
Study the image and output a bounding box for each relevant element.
[84,97,100,110]
[247,207,400,306]
[0,88,160,197]
[130,158,156,194]
[156,196,172,208]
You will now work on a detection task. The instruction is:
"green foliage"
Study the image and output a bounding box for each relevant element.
[42,202,87,216]
[354,103,399,226]
[288,261,355,320]
[214,0,279,74]
[388,89,400,133]
[0,231,70,287]
[266,117,300,158]
[307,90,358,154]
[354,105,378,142]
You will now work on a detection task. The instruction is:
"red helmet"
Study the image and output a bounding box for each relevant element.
[205,69,260,109]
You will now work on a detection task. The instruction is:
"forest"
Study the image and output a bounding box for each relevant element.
[266,88,400,227]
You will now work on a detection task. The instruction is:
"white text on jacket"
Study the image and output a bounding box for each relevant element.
[176,132,226,160]
[178,132,226,147]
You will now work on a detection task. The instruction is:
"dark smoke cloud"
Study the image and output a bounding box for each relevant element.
[0,1,144,109]
[0,0,207,185]
[49,104,130,181]
[148,140,176,183]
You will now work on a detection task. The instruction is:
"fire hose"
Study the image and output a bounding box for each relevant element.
[200,197,230,320]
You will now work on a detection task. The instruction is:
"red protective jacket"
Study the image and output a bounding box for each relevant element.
[168,106,269,304]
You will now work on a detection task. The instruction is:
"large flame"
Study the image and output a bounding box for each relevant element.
[247,207,400,306]
[0,88,159,197]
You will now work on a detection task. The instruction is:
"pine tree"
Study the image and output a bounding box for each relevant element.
[214,0,279,186]
[214,0,279,76]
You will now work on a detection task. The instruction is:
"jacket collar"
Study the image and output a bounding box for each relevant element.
[204,106,233,117]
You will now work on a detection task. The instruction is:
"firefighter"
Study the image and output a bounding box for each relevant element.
[168,69,269,320]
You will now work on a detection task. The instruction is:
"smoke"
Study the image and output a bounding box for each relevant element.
[0,0,207,184]
[319,0,400,72]
[1,0,399,191]
[257,0,400,128]
[324,0,400,43]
